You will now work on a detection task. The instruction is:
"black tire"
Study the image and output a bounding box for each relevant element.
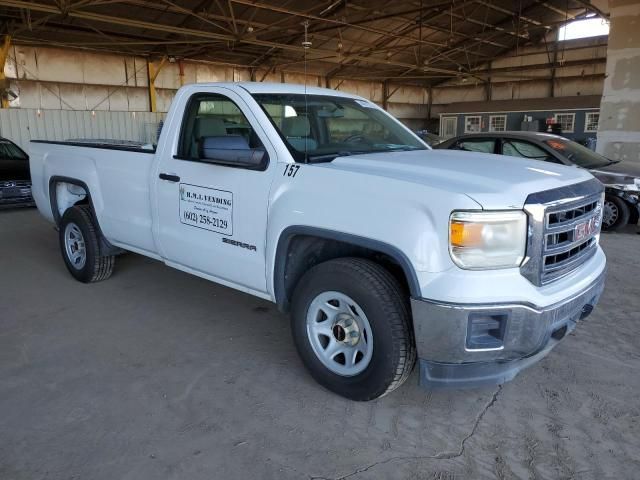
[290,257,416,401]
[602,195,630,232]
[59,205,115,283]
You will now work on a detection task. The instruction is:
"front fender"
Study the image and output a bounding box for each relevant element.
[272,225,423,310]
[265,162,480,302]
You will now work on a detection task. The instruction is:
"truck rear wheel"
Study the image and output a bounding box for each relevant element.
[290,257,416,401]
[59,205,115,283]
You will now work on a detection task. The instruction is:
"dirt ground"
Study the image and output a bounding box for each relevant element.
[1,208,638,480]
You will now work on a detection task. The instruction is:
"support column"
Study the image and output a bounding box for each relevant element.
[0,35,12,109]
[485,62,492,101]
[147,56,167,113]
[382,80,389,111]
[178,60,185,87]
[550,30,560,98]
[427,84,433,123]
[597,1,640,165]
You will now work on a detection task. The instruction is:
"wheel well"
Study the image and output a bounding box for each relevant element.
[50,179,89,224]
[276,232,417,312]
[49,176,123,256]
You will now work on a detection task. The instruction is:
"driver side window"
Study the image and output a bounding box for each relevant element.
[178,93,264,161]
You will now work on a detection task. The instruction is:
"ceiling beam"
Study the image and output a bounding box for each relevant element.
[423,0,568,69]
[573,0,609,19]
[324,1,475,78]
[471,1,543,26]
[534,0,580,20]
[229,0,447,48]
[0,0,462,74]
[68,0,398,52]
[278,3,510,51]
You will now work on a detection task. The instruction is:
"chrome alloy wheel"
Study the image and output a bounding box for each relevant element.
[602,200,618,229]
[64,222,87,270]
[306,291,374,377]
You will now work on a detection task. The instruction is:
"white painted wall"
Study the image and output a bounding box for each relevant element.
[3,45,429,116]
[1,35,607,138]
[431,35,607,109]
[0,109,165,151]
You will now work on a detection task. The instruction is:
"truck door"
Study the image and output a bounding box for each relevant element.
[153,88,277,294]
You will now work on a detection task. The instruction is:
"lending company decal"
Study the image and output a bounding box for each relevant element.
[179,183,233,235]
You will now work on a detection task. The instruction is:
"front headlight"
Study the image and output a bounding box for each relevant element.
[449,211,527,269]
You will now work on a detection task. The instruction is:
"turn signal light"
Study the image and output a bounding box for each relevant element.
[450,221,483,247]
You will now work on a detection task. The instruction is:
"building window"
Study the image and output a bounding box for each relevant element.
[554,113,575,133]
[585,112,600,132]
[489,115,507,132]
[559,17,609,41]
[464,115,482,133]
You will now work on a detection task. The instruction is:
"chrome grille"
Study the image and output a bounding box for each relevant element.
[521,178,604,286]
[0,180,32,199]
[0,180,31,188]
[542,198,601,283]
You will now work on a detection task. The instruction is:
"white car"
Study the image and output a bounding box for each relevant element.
[29,82,606,400]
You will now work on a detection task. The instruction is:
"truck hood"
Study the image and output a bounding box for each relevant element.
[322,149,594,209]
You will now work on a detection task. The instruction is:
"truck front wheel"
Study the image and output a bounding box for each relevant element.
[291,257,416,401]
[59,205,115,283]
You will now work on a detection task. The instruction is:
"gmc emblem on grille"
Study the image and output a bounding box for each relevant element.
[574,217,598,242]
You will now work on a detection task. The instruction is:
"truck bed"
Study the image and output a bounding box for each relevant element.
[31,139,156,153]
[29,139,157,256]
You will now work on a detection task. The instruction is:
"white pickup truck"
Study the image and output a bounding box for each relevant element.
[29,82,606,400]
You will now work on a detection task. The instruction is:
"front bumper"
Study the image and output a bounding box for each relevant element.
[0,196,35,209]
[0,198,36,210]
[0,184,34,209]
[411,268,606,389]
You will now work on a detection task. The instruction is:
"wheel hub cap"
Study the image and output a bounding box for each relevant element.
[64,222,87,270]
[306,291,373,377]
[333,313,360,346]
[603,201,617,227]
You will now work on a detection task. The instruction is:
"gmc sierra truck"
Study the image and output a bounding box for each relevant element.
[29,82,606,400]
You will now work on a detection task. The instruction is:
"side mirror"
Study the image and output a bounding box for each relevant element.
[199,135,268,170]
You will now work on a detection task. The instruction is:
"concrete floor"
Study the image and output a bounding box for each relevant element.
[1,209,639,480]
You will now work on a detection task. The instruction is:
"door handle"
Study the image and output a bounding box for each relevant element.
[159,173,180,182]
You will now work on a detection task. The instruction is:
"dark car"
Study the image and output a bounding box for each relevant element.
[415,130,444,147]
[0,137,34,209]
[437,131,640,231]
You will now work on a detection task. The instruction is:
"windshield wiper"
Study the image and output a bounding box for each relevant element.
[307,151,370,163]
[378,144,421,151]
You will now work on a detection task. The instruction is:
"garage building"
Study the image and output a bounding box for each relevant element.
[1,1,639,479]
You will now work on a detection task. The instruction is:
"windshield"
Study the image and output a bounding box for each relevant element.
[252,93,427,162]
[544,138,612,169]
[0,140,27,161]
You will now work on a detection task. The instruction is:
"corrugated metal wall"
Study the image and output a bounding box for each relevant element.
[0,109,166,151]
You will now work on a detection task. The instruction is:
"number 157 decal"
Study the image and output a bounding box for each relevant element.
[283,165,300,178]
